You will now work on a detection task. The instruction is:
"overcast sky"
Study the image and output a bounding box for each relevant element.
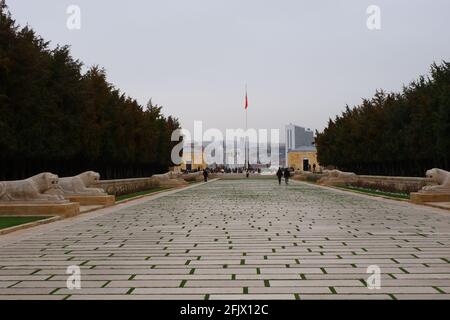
[7,0,450,141]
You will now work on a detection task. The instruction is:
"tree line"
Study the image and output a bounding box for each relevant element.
[0,2,180,180]
[316,61,450,177]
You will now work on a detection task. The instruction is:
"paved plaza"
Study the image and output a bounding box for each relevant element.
[0,179,450,300]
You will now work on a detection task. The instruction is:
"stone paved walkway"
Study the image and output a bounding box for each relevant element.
[0,179,450,300]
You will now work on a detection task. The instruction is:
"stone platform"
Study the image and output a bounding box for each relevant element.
[0,202,80,217]
[410,192,450,204]
[66,195,115,207]
[424,202,450,211]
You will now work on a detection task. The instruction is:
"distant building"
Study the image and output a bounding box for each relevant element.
[278,143,286,167]
[180,142,208,171]
[285,124,314,151]
[181,139,287,170]
[285,124,317,170]
[287,146,319,171]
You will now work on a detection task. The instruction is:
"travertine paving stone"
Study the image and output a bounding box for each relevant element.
[0,179,449,299]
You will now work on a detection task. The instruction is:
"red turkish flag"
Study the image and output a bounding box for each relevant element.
[245,91,248,109]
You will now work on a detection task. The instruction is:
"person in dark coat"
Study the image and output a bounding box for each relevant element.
[276,167,283,185]
[203,169,209,182]
[283,168,290,185]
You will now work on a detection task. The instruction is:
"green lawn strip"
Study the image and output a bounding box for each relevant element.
[337,186,410,200]
[49,288,60,295]
[0,216,51,230]
[116,187,172,202]
[433,286,445,294]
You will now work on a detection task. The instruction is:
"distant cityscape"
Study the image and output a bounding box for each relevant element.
[181,124,318,172]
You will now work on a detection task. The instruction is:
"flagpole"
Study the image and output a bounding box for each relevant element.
[245,84,248,171]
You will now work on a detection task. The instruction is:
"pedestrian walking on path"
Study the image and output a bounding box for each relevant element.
[276,167,283,185]
[203,169,209,182]
[283,168,290,185]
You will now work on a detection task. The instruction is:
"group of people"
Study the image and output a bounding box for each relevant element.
[276,167,291,185]
[202,167,291,184]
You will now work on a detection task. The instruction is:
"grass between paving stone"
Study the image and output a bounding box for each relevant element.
[337,185,410,200]
[116,187,172,201]
[0,216,50,230]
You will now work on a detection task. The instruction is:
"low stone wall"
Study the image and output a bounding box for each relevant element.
[292,172,323,183]
[294,172,433,194]
[96,177,160,196]
[95,173,209,196]
[355,175,431,193]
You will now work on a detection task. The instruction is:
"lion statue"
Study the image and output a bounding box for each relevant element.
[420,168,450,193]
[153,172,182,180]
[0,172,66,203]
[56,171,107,196]
[325,169,357,179]
[152,172,187,186]
[181,172,202,182]
[318,169,358,186]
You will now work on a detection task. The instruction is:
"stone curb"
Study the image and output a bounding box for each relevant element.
[115,188,176,205]
[291,179,450,216]
[415,202,450,212]
[115,178,217,205]
[292,179,409,202]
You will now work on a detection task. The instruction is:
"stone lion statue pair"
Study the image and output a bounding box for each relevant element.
[0,171,105,203]
[0,172,65,203]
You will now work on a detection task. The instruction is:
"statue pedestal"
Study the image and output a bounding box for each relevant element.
[66,195,115,207]
[0,202,80,217]
[410,192,450,204]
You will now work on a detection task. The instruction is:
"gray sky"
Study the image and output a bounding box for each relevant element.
[7,0,450,141]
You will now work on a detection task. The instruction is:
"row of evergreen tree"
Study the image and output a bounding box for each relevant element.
[0,2,180,180]
[316,61,450,177]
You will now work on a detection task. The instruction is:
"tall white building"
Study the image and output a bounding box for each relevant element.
[285,124,314,167]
